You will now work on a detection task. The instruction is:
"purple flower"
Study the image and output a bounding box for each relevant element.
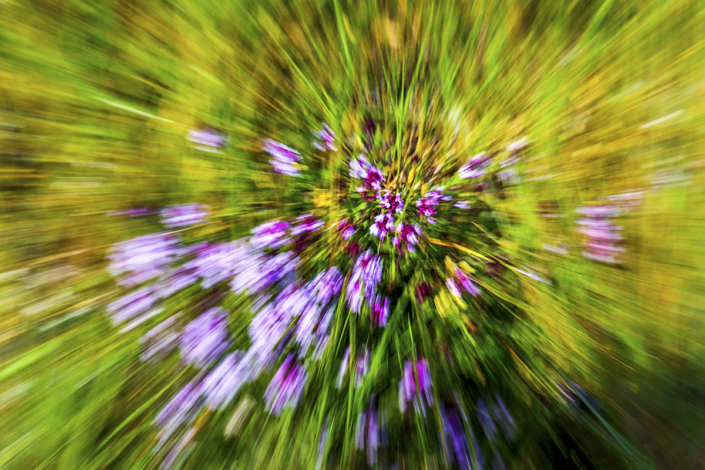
[378,191,404,214]
[370,296,389,327]
[455,268,481,296]
[356,250,383,291]
[202,352,251,410]
[160,204,209,228]
[415,188,451,224]
[312,267,344,305]
[399,359,433,414]
[393,223,421,253]
[264,354,307,416]
[263,139,302,176]
[108,233,180,287]
[231,250,298,295]
[454,201,471,210]
[317,418,329,470]
[439,403,473,470]
[346,270,365,313]
[349,155,371,179]
[370,212,394,239]
[295,287,325,355]
[108,284,162,328]
[291,213,324,236]
[155,382,206,451]
[188,128,227,152]
[189,241,245,289]
[446,278,462,298]
[180,308,230,366]
[337,219,356,240]
[313,124,337,152]
[355,348,370,387]
[349,155,386,199]
[250,220,291,251]
[345,241,362,257]
[355,401,385,466]
[246,303,289,372]
[157,267,199,298]
[458,153,491,179]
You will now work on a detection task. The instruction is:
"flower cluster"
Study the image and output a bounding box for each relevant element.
[104,123,600,469]
[415,188,452,224]
[350,155,386,201]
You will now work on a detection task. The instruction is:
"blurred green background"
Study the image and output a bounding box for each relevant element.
[0,0,704,468]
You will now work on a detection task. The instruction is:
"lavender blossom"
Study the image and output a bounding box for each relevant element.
[349,155,385,199]
[439,403,472,470]
[250,220,291,251]
[416,188,451,224]
[356,250,383,293]
[355,402,384,466]
[160,204,209,228]
[458,153,491,179]
[446,278,462,298]
[264,354,307,416]
[455,268,481,296]
[202,352,251,410]
[312,266,344,305]
[345,270,365,313]
[399,359,433,414]
[155,382,206,450]
[263,139,302,176]
[370,295,389,327]
[188,128,227,152]
[313,124,337,152]
[180,308,230,367]
[107,284,162,327]
[108,233,180,287]
[354,348,370,387]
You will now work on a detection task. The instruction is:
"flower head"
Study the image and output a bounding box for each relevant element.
[250,220,291,251]
[264,354,307,416]
[399,358,433,414]
[263,139,302,176]
[313,124,337,152]
[160,203,209,228]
